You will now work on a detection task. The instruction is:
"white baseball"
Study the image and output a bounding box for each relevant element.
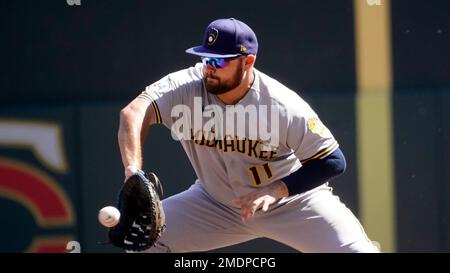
[98,206,120,227]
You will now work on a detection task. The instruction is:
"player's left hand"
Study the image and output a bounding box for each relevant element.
[232,180,289,222]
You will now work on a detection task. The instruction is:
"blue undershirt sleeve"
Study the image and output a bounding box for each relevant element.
[282,147,347,196]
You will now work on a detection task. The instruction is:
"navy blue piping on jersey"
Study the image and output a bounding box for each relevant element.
[282,147,346,196]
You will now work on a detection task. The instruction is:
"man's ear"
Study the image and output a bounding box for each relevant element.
[244,55,256,67]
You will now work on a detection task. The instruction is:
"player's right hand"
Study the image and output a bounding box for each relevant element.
[231,180,289,222]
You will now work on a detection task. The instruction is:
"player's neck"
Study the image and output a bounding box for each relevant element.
[217,68,254,105]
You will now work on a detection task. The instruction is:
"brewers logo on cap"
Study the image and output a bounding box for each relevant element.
[207,27,219,45]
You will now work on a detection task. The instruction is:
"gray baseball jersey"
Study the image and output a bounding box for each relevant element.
[139,63,338,206]
[132,63,378,253]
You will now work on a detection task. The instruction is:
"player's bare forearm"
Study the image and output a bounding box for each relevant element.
[232,180,288,222]
[118,108,143,176]
[118,97,154,179]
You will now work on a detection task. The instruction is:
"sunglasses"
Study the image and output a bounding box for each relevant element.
[201,56,239,69]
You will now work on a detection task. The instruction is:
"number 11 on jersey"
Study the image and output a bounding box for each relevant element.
[247,163,273,186]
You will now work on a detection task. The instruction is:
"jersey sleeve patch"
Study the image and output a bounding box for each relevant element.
[307,117,332,138]
[148,79,170,93]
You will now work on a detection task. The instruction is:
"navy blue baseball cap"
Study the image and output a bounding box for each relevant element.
[186,18,258,58]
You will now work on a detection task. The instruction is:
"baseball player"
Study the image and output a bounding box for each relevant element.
[118,18,379,253]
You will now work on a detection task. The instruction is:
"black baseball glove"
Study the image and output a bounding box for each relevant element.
[108,170,165,251]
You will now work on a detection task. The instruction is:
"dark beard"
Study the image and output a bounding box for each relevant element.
[204,62,244,95]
